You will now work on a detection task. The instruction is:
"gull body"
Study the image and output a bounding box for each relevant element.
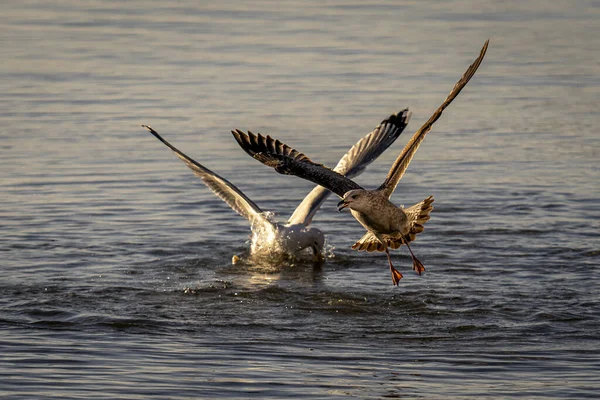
[343,190,408,235]
[232,40,489,283]
[143,109,410,262]
[248,220,325,257]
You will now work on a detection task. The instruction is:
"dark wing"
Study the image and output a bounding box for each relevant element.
[288,108,411,225]
[143,125,268,224]
[231,130,363,198]
[378,39,489,199]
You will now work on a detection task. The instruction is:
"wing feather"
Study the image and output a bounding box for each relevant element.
[378,39,489,198]
[287,108,411,225]
[231,130,362,198]
[143,125,267,224]
[333,108,412,179]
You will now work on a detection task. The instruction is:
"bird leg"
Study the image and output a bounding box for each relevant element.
[384,246,403,286]
[403,238,425,275]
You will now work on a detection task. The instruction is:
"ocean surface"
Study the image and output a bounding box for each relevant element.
[1,0,599,398]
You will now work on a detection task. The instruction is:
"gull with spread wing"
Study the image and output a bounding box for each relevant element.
[231,40,488,283]
[142,109,410,262]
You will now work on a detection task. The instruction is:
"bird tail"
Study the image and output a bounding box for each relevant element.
[351,195,434,252]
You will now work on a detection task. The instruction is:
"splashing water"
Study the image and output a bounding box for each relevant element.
[323,241,336,260]
[249,212,284,256]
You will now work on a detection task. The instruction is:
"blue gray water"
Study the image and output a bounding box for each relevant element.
[1,0,599,398]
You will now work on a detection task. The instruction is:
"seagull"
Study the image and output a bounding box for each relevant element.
[142,109,410,262]
[231,40,489,284]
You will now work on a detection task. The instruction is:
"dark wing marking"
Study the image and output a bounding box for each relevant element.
[378,39,489,199]
[143,125,267,224]
[231,130,363,198]
[231,129,312,163]
[334,108,411,179]
[287,108,411,225]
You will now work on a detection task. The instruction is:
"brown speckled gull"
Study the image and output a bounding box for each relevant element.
[232,40,489,284]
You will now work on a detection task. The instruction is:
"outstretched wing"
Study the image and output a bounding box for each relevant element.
[143,125,268,224]
[333,109,412,179]
[288,108,411,226]
[231,130,363,198]
[378,39,489,199]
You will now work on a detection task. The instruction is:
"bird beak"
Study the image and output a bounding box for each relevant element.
[337,199,349,212]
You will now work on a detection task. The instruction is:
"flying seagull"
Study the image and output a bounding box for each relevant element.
[231,39,489,284]
[142,109,410,262]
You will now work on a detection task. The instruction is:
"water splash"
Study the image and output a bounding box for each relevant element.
[324,241,336,260]
[249,212,284,256]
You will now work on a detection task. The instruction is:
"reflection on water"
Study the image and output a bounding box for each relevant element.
[1,0,599,398]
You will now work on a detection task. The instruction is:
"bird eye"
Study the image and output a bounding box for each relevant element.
[351,194,358,199]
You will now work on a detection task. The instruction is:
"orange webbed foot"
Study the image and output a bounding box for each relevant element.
[412,257,425,276]
[391,267,403,286]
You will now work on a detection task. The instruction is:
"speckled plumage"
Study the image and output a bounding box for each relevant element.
[232,40,489,284]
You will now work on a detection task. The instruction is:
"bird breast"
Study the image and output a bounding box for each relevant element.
[350,201,407,235]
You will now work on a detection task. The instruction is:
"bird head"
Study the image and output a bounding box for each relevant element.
[337,189,369,212]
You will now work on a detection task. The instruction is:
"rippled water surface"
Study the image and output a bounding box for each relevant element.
[1,0,599,398]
